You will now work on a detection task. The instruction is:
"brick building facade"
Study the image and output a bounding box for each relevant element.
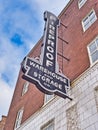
[4,0,98,130]
[0,116,6,130]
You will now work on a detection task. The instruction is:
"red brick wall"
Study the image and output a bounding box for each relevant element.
[58,0,98,80]
[4,71,44,130]
[0,116,7,130]
[4,0,98,130]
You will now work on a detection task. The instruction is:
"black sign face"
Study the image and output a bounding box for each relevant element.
[41,11,59,72]
[22,11,71,99]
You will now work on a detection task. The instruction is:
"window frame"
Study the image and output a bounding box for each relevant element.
[44,94,54,104]
[14,108,24,130]
[82,9,97,32]
[22,82,29,96]
[87,36,98,66]
[78,0,87,9]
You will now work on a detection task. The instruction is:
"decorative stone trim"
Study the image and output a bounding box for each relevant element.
[72,63,98,87]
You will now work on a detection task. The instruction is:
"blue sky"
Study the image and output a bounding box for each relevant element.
[0,0,70,119]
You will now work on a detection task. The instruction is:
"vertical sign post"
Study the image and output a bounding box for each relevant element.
[41,11,59,72]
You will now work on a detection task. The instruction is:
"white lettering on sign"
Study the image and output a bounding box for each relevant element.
[49,25,55,31]
[45,19,56,68]
[48,39,54,47]
[47,46,54,53]
[33,72,63,90]
[46,53,54,60]
[46,60,53,67]
[48,34,55,40]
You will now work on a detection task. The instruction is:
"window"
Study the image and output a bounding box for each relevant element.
[78,0,87,9]
[44,94,54,104]
[22,82,29,96]
[41,120,54,130]
[14,108,24,130]
[88,37,98,64]
[82,9,97,31]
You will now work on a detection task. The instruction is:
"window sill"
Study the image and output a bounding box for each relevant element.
[90,60,98,68]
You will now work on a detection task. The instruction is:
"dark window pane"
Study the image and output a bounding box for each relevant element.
[89,42,96,53]
[96,38,98,46]
[92,51,98,63]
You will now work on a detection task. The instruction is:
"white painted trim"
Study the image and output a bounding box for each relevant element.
[87,36,98,66]
[82,9,97,32]
[78,0,87,9]
[14,107,24,130]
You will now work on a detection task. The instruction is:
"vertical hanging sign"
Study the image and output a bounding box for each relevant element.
[22,11,71,99]
[42,11,59,72]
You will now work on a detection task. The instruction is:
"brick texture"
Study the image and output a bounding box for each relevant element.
[0,116,7,130]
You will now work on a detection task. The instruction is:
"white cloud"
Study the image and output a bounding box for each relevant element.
[0,29,35,119]
[0,37,22,119]
[0,0,41,118]
[29,0,70,32]
[0,78,14,120]
[32,0,70,15]
[0,36,27,85]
